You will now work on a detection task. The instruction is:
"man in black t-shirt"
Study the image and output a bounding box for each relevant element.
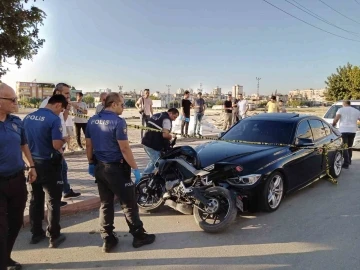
[181,90,192,136]
[223,94,233,130]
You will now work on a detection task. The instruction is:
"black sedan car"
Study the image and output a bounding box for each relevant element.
[194,113,343,212]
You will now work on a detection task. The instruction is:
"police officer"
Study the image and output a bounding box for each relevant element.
[23,94,68,249]
[142,108,179,177]
[40,83,81,203]
[0,83,37,270]
[85,92,155,253]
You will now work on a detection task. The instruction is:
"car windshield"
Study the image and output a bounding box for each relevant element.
[221,119,295,145]
[324,105,360,118]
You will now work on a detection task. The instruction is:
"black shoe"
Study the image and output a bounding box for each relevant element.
[63,189,81,199]
[132,230,156,248]
[102,233,119,253]
[49,233,66,248]
[342,165,349,169]
[60,201,68,207]
[7,258,22,270]
[29,233,46,244]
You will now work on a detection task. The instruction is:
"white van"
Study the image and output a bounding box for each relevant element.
[323,100,360,149]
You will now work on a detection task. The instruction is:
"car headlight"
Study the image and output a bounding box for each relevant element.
[227,174,262,186]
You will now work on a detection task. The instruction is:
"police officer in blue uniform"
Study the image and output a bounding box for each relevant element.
[142,108,179,177]
[85,92,155,253]
[0,83,37,270]
[23,94,68,249]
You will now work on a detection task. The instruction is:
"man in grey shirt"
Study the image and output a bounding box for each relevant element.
[193,92,205,136]
[95,92,108,115]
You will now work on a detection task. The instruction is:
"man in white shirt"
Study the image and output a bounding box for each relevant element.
[237,94,248,120]
[72,92,88,150]
[40,83,81,200]
[332,100,360,168]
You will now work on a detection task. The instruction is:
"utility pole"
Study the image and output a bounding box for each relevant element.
[118,85,123,94]
[199,83,202,93]
[256,77,261,98]
[166,84,171,107]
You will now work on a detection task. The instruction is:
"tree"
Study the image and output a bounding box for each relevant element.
[0,0,46,78]
[149,95,160,100]
[325,63,360,101]
[83,94,94,105]
[125,99,135,107]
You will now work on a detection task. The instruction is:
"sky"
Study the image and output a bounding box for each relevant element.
[2,0,360,95]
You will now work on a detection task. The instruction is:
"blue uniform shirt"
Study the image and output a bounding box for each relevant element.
[86,110,128,163]
[23,108,63,160]
[0,115,27,176]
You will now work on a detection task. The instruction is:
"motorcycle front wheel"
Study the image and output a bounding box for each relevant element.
[193,186,237,233]
[136,175,165,213]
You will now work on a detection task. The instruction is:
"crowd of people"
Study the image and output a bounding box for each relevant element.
[0,83,158,270]
[1,81,359,270]
[222,94,287,131]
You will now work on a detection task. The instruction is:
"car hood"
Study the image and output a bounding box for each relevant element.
[194,141,282,167]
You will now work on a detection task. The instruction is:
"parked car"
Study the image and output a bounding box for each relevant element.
[195,113,343,212]
[323,100,360,149]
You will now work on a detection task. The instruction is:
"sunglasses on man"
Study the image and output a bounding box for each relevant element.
[0,97,18,103]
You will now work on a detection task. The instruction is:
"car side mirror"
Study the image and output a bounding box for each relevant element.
[295,138,315,147]
[218,132,225,138]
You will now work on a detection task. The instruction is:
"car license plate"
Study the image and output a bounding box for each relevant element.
[236,196,244,212]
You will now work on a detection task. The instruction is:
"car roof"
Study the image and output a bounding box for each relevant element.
[332,100,360,105]
[248,113,319,123]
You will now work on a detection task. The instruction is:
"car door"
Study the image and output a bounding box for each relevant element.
[283,119,321,190]
[308,119,329,177]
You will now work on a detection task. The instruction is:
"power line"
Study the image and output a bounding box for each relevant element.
[318,0,360,25]
[286,0,360,36]
[355,0,360,6]
[261,0,360,42]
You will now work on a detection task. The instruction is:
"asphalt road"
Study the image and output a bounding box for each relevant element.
[12,152,360,270]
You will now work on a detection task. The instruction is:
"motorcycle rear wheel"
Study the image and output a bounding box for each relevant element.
[136,175,165,213]
[193,186,237,233]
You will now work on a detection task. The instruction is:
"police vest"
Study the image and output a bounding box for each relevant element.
[142,112,172,151]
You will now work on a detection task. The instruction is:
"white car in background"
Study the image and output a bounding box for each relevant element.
[323,100,360,150]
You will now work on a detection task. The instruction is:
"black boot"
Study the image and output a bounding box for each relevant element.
[102,233,119,253]
[132,228,156,248]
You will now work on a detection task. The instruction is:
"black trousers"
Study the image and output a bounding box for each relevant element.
[74,123,87,148]
[29,159,63,239]
[0,171,27,270]
[181,114,190,135]
[95,161,143,240]
[342,133,356,166]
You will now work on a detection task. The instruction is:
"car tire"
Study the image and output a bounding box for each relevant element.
[261,171,285,212]
[329,151,342,178]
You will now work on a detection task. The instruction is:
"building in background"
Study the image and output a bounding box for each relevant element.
[211,86,222,99]
[16,81,55,99]
[232,85,243,97]
[176,88,184,95]
[288,88,327,102]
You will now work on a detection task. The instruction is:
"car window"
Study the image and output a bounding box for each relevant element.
[221,119,295,145]
[296,120,313,140]
[309,119,327,141]
[324,104,360,118]
[321,121,332,136]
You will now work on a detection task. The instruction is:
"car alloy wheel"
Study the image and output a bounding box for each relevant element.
[267,174,284,210]
[333,152,342,176]
[329,151,343,178]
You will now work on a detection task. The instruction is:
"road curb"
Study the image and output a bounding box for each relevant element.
[23,197,101,227]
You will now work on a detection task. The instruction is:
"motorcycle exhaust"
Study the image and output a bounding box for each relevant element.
[165,200,193,215]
